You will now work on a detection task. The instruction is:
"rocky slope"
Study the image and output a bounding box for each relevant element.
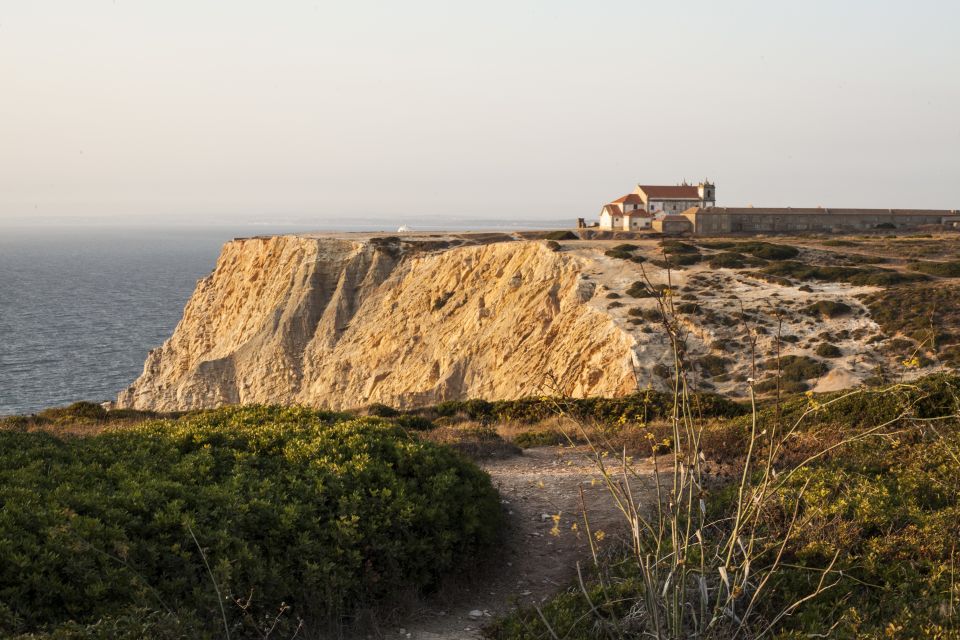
[120,232,955,412]
[117,235,638,411]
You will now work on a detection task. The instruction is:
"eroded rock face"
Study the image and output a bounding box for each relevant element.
[117,236,638,411]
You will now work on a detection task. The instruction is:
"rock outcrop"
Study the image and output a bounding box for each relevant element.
[118,235,639,411]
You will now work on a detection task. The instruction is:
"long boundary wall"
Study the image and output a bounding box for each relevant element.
[682,207,958,235]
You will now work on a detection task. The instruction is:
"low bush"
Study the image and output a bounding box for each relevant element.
[510,429,569,448]
[707,252,763,269]
[761,261,928,286]
[544,230,578,240]
[695,354,731,377]
[821,239,857,247]
[908,260,960,277]
[365,402,400,417]
[417,391,747,427]
[747,271,794,286]
[839,252,887,265]
[652,253,701,268]
[861,283,960,347]
[735,241,799,260]
[815,342,843,358]
[659,240,699,255]
[695,240,739,250]
[625,281,652,298]
[763,354,829,381]
[753,377,811,394]
[805,299,852,318]
[0,406,501,637]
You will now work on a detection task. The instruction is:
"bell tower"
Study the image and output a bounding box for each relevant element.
[697,180,716,207]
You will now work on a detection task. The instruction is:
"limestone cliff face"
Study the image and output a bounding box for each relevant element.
[118,236,638,411]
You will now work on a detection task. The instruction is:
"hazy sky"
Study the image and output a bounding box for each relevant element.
[1,0,959,225]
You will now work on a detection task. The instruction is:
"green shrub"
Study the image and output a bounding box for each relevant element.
[612,243,639,252]
[735,241,799,260]
[763,354,828,381]
[651,253,701,268]
[511,429,568,448]
[545,240,561,251]
[676,302,701,314]
[0,406,501,637]
[707,252,761,269]
[908,260,960,277]
[652,363,672,379]
[544,230,578,240]
[840,252,886,265]
[418,391,746,427]
[815,342,843,358]
[761,261,927,286]
[861,283,960,347]
[821,239,857,247]
[695,240,739,250]
[625,281,652,298]
[695,354,731,377]
[753,377,810,394]
[36,401,109,422]
[745,376,960,635]
[365,402,400,417]
[659,240,699,255]
[805,300,853,318]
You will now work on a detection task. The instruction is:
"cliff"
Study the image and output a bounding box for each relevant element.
[117,235,639,411]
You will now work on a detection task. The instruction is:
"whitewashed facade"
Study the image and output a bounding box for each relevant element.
[599,181,716,229]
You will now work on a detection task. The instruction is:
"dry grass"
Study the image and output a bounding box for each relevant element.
[420,421,522,460]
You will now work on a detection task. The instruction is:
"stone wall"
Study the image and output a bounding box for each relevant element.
[684,208,956,235]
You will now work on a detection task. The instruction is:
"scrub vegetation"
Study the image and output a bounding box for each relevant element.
[486,373,960,639]
[0,406,502,639]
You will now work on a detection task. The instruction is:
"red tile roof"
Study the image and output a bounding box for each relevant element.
[637,185,701,200]
[611,193,644,204]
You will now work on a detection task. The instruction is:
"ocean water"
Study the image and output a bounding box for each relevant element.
[0,227,232,416]
[0,218,566,416]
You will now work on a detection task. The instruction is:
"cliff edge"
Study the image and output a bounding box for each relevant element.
[117,235,638,411]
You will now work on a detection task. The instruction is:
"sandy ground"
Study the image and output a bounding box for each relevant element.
[562,239,891,398]
[377,446,658,640]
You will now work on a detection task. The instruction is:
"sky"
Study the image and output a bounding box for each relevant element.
[1,0,959,226]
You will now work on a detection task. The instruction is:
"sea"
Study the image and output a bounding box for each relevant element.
[0,217,566,416]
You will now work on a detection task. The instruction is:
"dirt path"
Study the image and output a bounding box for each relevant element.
[380,446,658,640]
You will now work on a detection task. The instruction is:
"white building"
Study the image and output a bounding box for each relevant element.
[599,181,715,230]
[599,205,654,231]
